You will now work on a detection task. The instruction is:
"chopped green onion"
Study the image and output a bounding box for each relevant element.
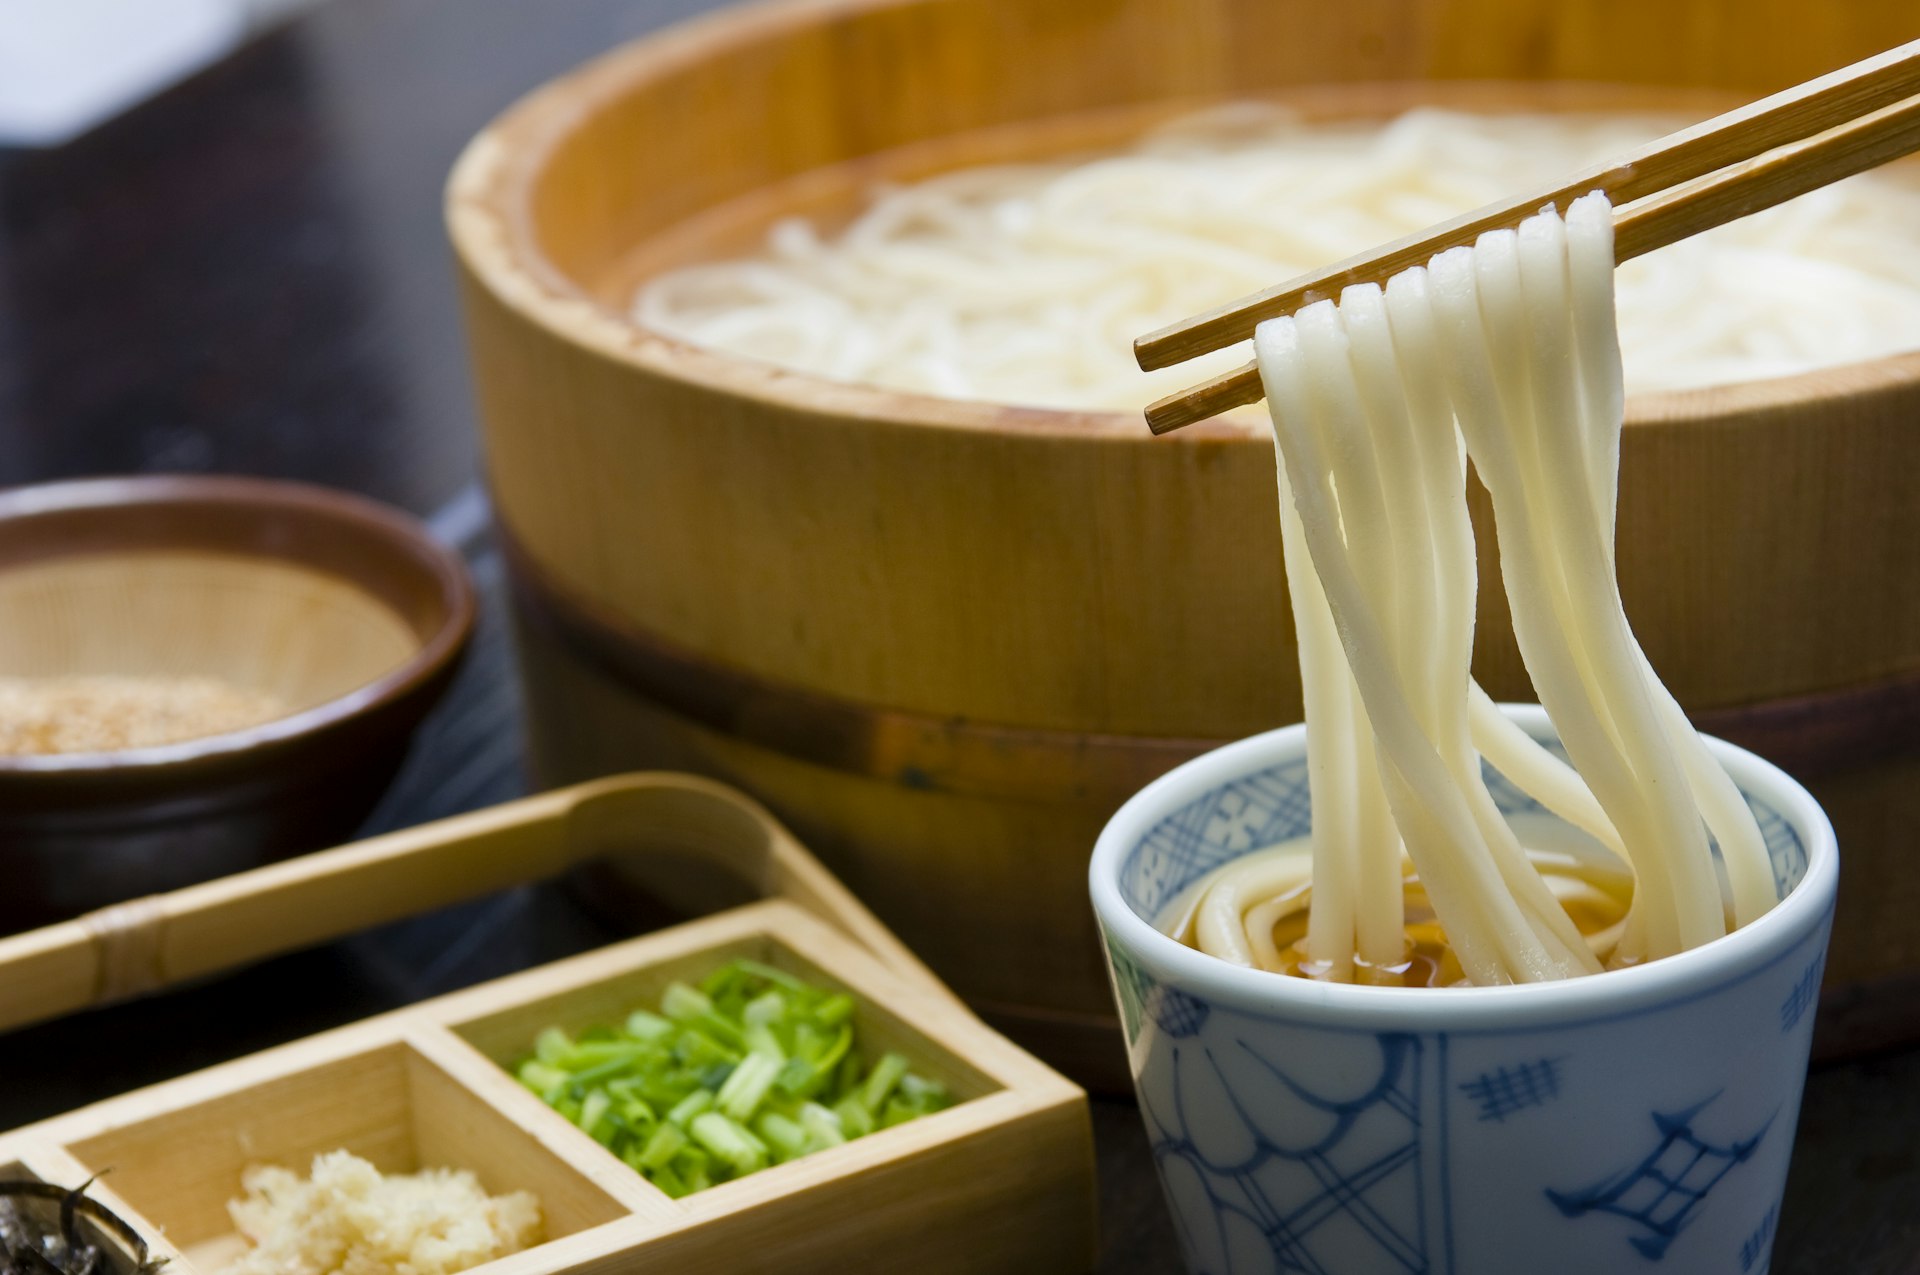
[667,1088,714,1128]
[691,1112,767,1176]
[722,959,811,995]
[625,1009,675,1040]
[569,1050,649,1088]
[833,1093,876,1138]
[517,1060,568,1094]
[799,1102,846,1150]
[534,1027,572,1065]
[834,1048,863,1095]
[743,1023,786,1064]
[580,1089,614,1144]
[635,1122,687,1170]
[815,992,856,1027]
[679,1156,711,1196]
[716,1052,780,1122]
[661,982,712,1021]
[510,958,952,1198]
[860,1052,911,1113]
[743,990,786,1028]
[756,1112,807,1159]
[566,1040,650,1067]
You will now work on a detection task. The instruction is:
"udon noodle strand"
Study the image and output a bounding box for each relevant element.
[1194,846,1314,967]
[1452,197,1772,957]
[1276,476,1399,978]
[1465,683,1623,856]
[1261,305,1596,984]
[1212,192,1773,985]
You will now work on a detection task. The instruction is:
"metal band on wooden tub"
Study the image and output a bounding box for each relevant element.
[500,526,1920,795]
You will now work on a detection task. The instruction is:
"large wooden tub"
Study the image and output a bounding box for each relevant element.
[449,0,1920,1087]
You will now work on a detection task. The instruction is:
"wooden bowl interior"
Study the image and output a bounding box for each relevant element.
[591,82,1748,308]
[504,0,1920,355]
[0,552,417,713]
[0,482,466,749]
[450,931,1004,1106]
[64,1040,628,1269]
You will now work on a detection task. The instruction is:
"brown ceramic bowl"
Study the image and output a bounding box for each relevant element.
[0,475,475,929]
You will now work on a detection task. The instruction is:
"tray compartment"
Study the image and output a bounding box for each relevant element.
[447,905,1003,1110]
[2,777,1097,1274]
[431,902,1093,1272]
[63,1039,629,1271]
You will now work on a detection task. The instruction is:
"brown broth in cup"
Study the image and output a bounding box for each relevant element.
[1163,847,1633,988]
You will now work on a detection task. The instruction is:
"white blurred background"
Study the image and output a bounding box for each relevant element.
[0,0,320,146]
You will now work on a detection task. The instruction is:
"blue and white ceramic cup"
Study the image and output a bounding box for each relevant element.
[1090,705,1837,1275]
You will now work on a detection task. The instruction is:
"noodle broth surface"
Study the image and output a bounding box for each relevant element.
[1157,837,1635,989]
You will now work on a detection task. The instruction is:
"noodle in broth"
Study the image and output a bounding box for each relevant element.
[1183,194,1773,987]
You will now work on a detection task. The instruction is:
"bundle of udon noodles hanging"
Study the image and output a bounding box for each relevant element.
[1162,193,1776,987]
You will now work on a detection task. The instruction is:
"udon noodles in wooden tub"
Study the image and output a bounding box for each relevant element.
[446,0,1920,1086]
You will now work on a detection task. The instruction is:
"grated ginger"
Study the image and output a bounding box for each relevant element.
[222,1152,542,1275]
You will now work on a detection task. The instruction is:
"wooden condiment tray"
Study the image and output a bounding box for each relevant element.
[0,776,1096,1274]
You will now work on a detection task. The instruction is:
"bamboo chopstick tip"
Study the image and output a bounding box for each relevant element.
[1133,333,1177,372]
[1143,388,1220,434]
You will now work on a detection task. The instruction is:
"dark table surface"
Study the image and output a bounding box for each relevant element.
[0,3,1916,1271]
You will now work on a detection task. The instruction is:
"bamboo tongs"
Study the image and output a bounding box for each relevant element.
[1136,39,1920,435]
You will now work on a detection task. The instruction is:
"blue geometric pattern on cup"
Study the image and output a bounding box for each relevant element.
[1110,724,1818,1273]
[1777,956,1824,1034]
[1107,935,1153,1045]
[1748,801,1808,903]
[1458,1057,1564,1123]
[1149,984,1211,1039]
[1739,1204,1778,1273]
[1138,1023,1452,1275]
[1544,1095,1774,1261]
[1123,757,1314,923]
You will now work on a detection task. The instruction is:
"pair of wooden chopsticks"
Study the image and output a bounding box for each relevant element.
[1137,38,1920,435]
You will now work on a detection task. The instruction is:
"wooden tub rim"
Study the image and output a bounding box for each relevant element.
[443,0,1920,445]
